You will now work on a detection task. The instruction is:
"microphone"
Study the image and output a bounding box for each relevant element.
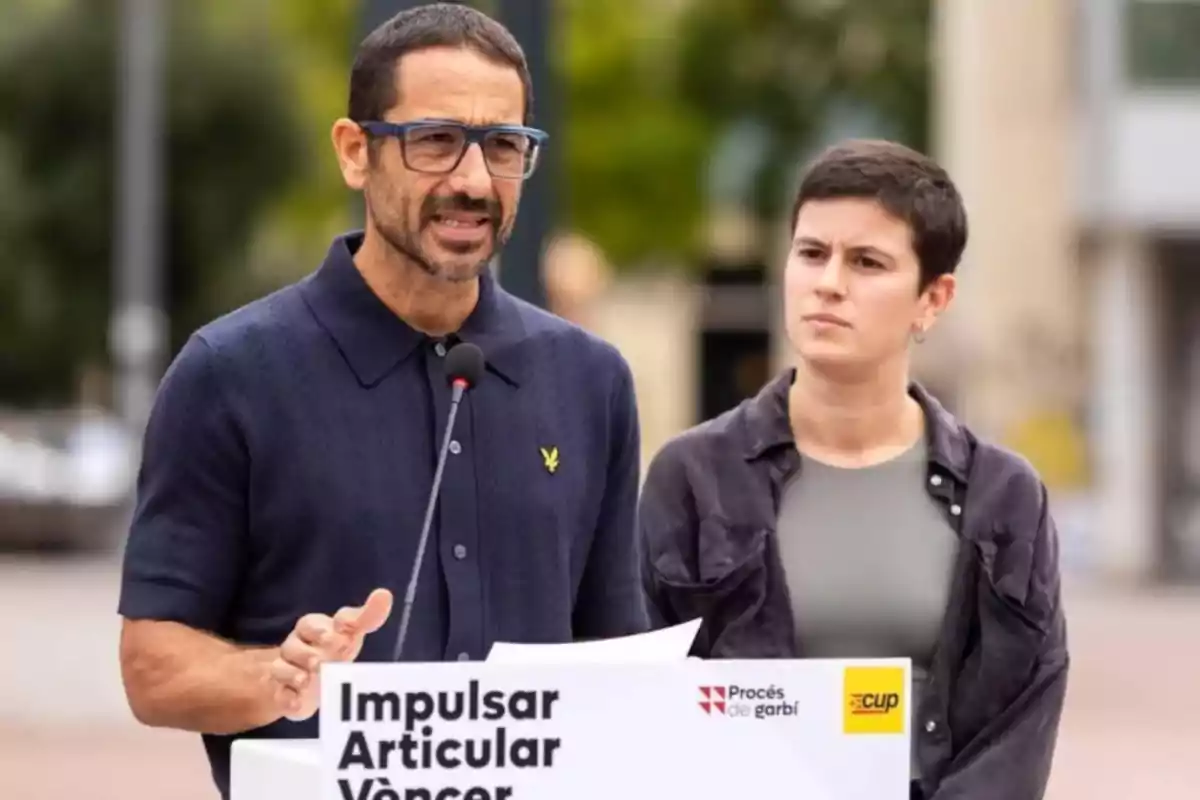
[392,341,486,661]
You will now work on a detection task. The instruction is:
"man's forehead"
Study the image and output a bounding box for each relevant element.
[391,46,524,124]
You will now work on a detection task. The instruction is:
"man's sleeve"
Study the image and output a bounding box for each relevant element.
[929,482,1069,800]
[571,354,649,639]
[117,333,248,634]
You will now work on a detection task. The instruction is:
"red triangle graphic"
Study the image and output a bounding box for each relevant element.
[699,701,711,714]
[714,701,726,714]
[713,686,727,699]
[699,686,711,699]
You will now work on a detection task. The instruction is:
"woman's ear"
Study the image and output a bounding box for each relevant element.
[917,273,957,334]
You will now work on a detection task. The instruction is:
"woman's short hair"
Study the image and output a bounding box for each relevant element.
[790,139,968,290]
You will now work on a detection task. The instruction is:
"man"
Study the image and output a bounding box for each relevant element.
[117,5,647,797]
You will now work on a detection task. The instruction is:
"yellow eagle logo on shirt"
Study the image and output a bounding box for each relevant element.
[540,446,560,474]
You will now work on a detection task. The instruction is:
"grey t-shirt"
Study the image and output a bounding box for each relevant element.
[775,439,959,779]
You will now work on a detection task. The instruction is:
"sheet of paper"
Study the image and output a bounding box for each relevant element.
[485,618,702,664]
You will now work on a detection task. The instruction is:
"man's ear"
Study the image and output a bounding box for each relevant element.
[331,118,371,191]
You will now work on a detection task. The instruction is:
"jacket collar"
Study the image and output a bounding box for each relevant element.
[741,368,972,482]
[299,231,529,388]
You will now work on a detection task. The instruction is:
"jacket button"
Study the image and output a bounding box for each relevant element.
[929,474,943,487]
[950,504,962,516]
[925,719,937,733]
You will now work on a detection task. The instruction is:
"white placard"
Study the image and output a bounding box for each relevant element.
[320,658,911,800]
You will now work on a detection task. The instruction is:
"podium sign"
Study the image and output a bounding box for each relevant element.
[319,658,911,800]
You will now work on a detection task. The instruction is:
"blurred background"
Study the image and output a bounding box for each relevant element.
[1,0,1198,797]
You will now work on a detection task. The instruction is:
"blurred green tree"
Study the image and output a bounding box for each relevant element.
[254,0,357,283]
[557,0,714,268]
[0,0,304,407]
[675,0,931,223]
[557,0,931,268]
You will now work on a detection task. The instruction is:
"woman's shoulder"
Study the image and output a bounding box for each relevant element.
[966,433,1054,539]
[648,370,792,479]
[913,382,1053,541]
[915,383,1048,499]
[644,398,758,489]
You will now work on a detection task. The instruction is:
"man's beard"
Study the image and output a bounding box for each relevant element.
[369,190,509,283]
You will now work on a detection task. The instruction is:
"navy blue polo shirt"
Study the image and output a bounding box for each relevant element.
[117,231,648,798]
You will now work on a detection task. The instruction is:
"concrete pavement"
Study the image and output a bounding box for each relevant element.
[0,551,213,800]
[2,551,1197,799]
[1044,579,1200,799]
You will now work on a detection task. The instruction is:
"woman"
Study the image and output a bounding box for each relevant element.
[637,139,1068,800]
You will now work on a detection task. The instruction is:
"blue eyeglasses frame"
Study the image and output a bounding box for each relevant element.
[357,119,549,179]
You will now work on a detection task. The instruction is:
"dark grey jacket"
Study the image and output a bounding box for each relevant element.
[638,369,1068,800]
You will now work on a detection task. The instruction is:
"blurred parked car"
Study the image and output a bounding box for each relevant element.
[0,408,136,550]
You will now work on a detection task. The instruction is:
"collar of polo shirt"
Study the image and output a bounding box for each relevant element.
[301,232,529,388]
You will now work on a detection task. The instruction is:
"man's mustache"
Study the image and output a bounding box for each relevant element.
[422,193,502,226]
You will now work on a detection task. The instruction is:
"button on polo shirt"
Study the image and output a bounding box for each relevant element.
[117,231,648,799]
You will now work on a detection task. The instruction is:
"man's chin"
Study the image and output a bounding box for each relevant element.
[429,253,492,283]
[421,240,494,282]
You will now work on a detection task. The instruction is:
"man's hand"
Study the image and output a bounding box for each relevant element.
[269,588,393,721]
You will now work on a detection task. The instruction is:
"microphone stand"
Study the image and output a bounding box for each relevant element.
[392,378,469,661]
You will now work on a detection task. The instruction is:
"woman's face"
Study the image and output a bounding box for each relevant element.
[783,197,955,376]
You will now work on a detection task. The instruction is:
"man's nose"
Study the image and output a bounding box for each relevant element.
[446,143,494,198]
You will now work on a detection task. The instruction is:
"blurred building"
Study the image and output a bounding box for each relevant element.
[935,0,1200,584]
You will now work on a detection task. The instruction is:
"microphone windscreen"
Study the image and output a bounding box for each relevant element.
[445,341,485,387]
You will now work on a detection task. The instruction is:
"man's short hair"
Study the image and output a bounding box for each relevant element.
[790,139,968,290]
[349,3,533,125]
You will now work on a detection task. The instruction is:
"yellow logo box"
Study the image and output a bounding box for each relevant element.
[843,666,905,734]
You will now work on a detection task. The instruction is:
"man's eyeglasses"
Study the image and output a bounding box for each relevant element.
[358,120,548,180]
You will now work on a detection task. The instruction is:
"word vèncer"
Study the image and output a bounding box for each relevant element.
[338,775,512,800]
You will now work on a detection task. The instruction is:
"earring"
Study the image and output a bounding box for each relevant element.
[912,326,926,343]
